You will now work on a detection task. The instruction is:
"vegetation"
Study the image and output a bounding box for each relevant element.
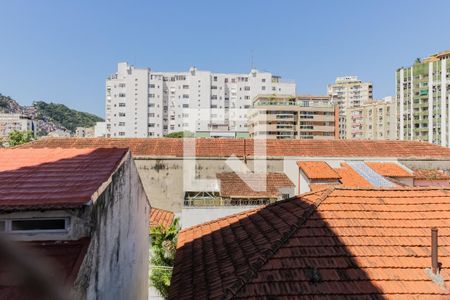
[8,130,33,147]
[33,101,103,132]
[149,218,180,298]
[164,131,194,138]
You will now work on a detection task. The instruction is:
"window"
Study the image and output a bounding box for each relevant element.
[119,93,126,97]
[119,112,126,117]
[149,123,155,128]
[0,218,69,233]
[182,104,189,108]
[119,122,125,126]
[119,103,126,107]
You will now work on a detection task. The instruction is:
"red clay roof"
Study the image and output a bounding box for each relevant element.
[19,137,450,158]
[169,187,450,299]
[414,169,450,180]
[366,162,413,177]
[0,238,90,299]
[335,163,373,187]
[0,148,127,210]
[298,161,341,180]
[150,208,175,229]
[217,172,294,198]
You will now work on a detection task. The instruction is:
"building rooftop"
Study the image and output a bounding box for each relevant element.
[297,161,341,180]
[217,172,294,198]
[169,187,450,299]
[0,148,127,211]
[19,138,450,158]
[414,169,450,180]
[366,162,413,178]
[335,163,372,187]
[150,208,175,229]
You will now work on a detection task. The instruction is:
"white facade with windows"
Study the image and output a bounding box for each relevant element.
[327,76,373,139]
[105,62,296,138]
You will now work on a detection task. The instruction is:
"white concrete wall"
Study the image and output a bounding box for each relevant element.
[181,206,259,228]
[73,153,150,300]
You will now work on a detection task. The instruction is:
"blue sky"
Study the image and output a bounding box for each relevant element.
[1,0,449,117]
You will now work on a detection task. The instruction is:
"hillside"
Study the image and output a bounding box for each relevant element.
[0,93,103,135]
[33,101,103,132]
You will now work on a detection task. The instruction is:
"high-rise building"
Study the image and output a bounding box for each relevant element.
[345,96,397,140]
[105,62,296,138]
[327,76,373,139]
[248,95,338,140]
[397,50,450,146]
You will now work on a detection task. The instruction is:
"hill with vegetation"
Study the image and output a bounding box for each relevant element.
[0,93,103,135]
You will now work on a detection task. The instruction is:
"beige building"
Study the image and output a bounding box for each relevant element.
[75,126,95,137]
[345,96,397,140]
[248,95,338,140]
[327,76,373,139]
[0,113,36,138]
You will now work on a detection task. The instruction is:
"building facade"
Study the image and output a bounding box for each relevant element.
[0,113,36,138]
[397,50,450,146]
[106,62,296,138]
[327,76,373,139]
[345,96,397,140]
[248,95,338,140]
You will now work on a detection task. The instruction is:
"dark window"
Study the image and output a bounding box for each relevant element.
[11,219,66,232]
[0,221,4,231]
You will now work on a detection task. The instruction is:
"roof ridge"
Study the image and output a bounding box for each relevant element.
[179,189,328,234]
[223,187,335,299]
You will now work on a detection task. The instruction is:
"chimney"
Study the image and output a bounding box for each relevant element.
[431,227,440,274]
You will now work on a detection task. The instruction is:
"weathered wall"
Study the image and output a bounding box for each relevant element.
[134,157,283,213]
[0,209,90,241]
[134,156,450,214]
[73,153,150,300]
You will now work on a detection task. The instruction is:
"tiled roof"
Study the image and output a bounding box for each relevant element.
[366,162,413,177]
[335,163,373,187]
[0,238,90,299]
[150,207,175,228]
[0,148,127,210]
[297,161,341,180]
[414,169,450,180]
[169,187,450,299]
[19,138,450,158]
[217,172,294,198]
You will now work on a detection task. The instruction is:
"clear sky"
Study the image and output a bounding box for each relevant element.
[1,0,449,117]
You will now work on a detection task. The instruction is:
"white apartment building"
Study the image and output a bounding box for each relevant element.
[345,96,397,140]
[327,76,373,139]
[0,113,36,138]
[105,62,296,138]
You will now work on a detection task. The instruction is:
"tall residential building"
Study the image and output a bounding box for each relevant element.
[397,50,450,146]
[0,113,36,138]
[105,62,296,138]
[345,96,397,140]
[248,95,338,140]
[327,76,373,139]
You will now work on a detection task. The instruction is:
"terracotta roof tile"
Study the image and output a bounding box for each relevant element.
[0,148,127,210]
[19,138,450,158]
[150,208,175,228]
[366,162,413,177]
[297,161,341,180]
[335,163,373,187]
[169,187,450,299]
[217,172,294,198]
[414,169,450,180]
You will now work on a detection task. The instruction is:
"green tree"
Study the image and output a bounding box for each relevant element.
[8,130,33,147]
[164,131,194,138]
[149,218,180,298]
